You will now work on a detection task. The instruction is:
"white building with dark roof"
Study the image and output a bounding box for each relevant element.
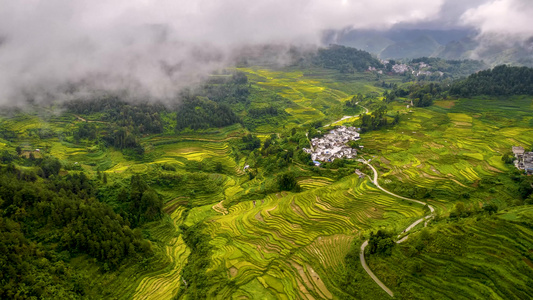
[306,126,360,162]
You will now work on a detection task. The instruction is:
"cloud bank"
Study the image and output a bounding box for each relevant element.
[3,0,532,106]
[461,0,533,59]
[462,0,533,40]
[0,0,445,105]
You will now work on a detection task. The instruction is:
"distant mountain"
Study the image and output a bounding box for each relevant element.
[333,30,395,55]
[473,40,533,68]
[380,34,441,59]
[433,37,478,60]
[334,28,533,68]
[334,28,475,59]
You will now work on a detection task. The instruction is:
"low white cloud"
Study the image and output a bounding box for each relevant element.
[461,0,533,39]
[0,0,445,105]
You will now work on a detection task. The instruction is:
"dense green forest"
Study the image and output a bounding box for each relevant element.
[65,98,165,154]
[66,98,165,134]
[314,44,383,73]
[450,65,533,96]
[175,97,241,131]
[0,161,156,298]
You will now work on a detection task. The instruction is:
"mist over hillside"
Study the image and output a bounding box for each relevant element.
[1,0,533,106]
[332,27,533,66]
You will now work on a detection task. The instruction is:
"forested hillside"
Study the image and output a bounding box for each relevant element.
[313,44,383,73]
[0,162,156,298]
[450,65,533,96]
[175,97,241,131]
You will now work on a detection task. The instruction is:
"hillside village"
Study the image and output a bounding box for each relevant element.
[303,126,360,164]
[368,60,444,77]
[512,146,533,175]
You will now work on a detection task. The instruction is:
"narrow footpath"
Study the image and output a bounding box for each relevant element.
[358,159,435,298]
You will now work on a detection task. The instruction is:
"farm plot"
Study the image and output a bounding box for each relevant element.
[367,206,533,299]
[204,175,425,298]
[363,97,533,208]
[239,68,354,125]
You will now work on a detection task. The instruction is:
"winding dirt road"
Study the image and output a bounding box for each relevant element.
[358,159,435,297]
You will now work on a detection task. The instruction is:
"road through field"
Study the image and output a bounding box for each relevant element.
[360,240,394,297]
[358,159,435,298]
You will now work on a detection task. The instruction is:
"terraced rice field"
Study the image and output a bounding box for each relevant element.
[298,176,334,190]
[0,115,47,135]
[367,206,533,299]
[156,141,231,162]
[199,176,424,298]
[3,69,532,299]
[239,68,355,125]
[133,207,190,300]
[364,97,533,208]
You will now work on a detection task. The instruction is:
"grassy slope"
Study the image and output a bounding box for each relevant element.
[366,206,533,299]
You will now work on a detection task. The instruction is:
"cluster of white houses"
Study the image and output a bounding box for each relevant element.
[303,126,360,165]
[512,146,533,175]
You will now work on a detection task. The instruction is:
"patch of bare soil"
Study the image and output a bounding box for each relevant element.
[255,211,264,222]
[264,205,278,217]
[229,267,238,277]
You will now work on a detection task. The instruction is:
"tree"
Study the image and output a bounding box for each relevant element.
[368,230,394,255]
[117,188,129,203]
[241,134,261,151]
[450,201,471,218]
[502,152,515,164]
[15,146,22,155]
[393,111,400,125]
[232,71,248,84]
[103,173,108,184]
[278,172,299,191]
[482,203,498,214]
[39,157,61,178]
[140,190,163,221]
[526,194,533,205]
[214,162,223,173]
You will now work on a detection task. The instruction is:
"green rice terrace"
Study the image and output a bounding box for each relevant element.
[1,65,533,299]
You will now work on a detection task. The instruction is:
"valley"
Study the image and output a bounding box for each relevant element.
[1,62,533,299]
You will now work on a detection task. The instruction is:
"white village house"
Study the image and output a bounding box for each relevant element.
[512,146,533,175]
[303,126,360,163]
